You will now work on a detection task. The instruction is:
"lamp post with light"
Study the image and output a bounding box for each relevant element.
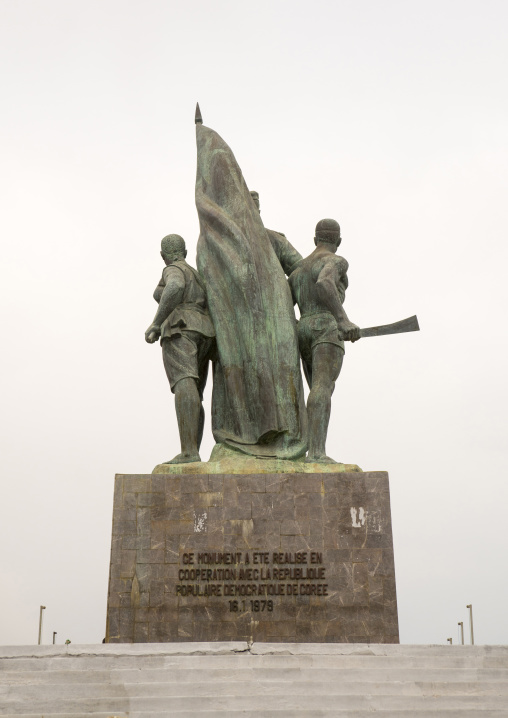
[37,606,46,645]
[466,604,474,644]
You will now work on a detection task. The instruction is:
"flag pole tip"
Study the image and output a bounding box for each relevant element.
[195,103,203,124]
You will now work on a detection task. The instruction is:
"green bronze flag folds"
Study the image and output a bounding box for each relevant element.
[195,111,307,458]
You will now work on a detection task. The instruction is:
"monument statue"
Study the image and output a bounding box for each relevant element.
[106,104,421,647]
[289,219,360,463]
[145,234,215,464]
[194,105,308,459]
[144,105,419,466]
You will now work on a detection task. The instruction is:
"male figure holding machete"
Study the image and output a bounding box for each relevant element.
[289,218,360,464]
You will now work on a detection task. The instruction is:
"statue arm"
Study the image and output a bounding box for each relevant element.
[316,259,360,342]
[153,270,166,303]
[267,230,303,276]
[279,239,302,277]
[145,268,185,343]
[153,283,164,303]
[288,275,297,306]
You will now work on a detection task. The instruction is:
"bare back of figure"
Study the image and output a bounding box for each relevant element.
[289,221,360,463]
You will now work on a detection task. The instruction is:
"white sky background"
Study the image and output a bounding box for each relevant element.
[0,0,507,646]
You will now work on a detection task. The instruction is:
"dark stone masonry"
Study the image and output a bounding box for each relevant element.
[106,472,399,643]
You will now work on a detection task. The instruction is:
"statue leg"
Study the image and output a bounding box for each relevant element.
[306,343,343,463]
[168,377,202,464]
[161,334,204,464]
[195,336,213,452]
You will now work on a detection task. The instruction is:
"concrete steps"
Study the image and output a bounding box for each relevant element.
[1,643,507,717]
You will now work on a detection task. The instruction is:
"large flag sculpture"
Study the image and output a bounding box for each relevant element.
[195,106,307,459]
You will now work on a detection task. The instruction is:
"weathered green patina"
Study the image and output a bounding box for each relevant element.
[289,219,360,463]
[145,234,215,464]
[145,105,419,467]
[195,111,307,460]
[152,442,362,474]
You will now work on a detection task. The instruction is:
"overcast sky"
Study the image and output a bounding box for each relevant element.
[1,0,507,647]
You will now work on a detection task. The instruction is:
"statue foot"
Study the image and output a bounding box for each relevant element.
[164,452,201,465]
[305,454,338,464]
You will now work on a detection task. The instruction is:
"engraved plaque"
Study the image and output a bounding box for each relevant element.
[106,472,399,643]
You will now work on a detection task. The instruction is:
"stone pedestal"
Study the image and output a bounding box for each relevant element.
[106,471,399,643]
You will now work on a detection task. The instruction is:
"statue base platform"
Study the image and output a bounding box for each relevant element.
[106,470,399,643]
[152,442,362,474]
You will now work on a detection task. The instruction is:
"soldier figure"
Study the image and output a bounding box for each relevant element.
[145,234,215,464]
[289,219,360,463]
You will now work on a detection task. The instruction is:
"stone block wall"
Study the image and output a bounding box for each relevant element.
[106,471,399,643]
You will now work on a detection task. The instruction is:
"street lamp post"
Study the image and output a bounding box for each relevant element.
[38,606,46,645]
[52,632,57,645]
[466,604,474,645]
[447,637,453,644]
[458,621,464,645]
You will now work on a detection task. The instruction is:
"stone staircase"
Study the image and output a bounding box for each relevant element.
[1,643,507,717]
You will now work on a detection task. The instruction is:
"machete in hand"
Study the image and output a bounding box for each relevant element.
[357,315,420,339]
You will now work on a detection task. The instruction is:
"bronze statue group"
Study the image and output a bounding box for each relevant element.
[145,111,360,466]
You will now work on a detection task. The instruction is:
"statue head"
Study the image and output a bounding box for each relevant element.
[161,234,187,264]
[250,190,260,213]
[314,218,341,249]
